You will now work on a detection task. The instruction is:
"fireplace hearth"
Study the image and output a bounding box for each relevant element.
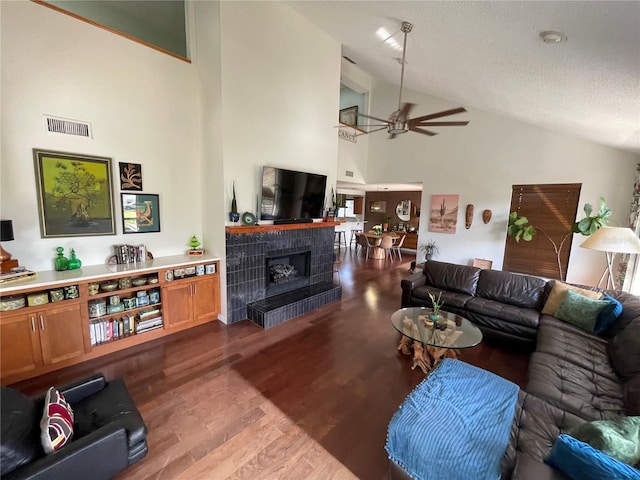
[226,223,341,327]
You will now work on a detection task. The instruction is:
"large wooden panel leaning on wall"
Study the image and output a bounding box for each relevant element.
[0,254,220,384]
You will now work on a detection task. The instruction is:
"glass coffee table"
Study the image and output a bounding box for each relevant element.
[391,307,483,374]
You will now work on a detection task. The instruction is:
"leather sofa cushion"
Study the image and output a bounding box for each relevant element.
[411,286,472,309]
[1,387,43,476]
[505,392,584,480]
[424,260,480,296]
[73,378,146,450]
[512,453,571,480]
[603,290,640,338]
[477,269,547,310]
[625,374,640,416]
[463,310,537,341]
[527,352,625,421]
[466,297,540,329]
[536,317,618,382]
[608,317,640,380]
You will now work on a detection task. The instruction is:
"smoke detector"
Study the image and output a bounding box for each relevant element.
[540,31,567,44]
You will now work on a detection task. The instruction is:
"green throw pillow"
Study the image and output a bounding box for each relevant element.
[569,416,640,465]
[554,289,611,333]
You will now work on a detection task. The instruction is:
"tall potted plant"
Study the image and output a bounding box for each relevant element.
[507,197,611,280]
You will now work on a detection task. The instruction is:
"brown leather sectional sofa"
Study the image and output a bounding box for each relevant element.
[395,260,640,479]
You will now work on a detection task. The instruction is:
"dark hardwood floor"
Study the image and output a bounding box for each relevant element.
[11,247,529,479]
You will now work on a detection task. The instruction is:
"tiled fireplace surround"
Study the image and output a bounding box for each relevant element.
[225,223,342,327]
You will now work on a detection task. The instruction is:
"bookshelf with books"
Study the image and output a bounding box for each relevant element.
[0,254,220,383]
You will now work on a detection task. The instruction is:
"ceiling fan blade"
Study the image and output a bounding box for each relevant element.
[397,103,415,122]
[408,107,467,124]
[409,126,437,136]
[413,121,469,127]
[358,113,390,124]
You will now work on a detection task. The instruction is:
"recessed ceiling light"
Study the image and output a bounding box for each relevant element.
[540,30,567,44]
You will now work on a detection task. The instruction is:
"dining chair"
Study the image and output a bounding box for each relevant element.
[363,235,381,260]
[392,234,407,261]
[380,235,395,262]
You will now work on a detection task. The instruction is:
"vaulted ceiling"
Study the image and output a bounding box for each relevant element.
[289,1,640,154]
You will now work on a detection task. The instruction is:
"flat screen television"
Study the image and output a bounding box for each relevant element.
[260,166,327,221]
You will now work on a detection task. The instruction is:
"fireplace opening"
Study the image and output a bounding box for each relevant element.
[265,250,311,297]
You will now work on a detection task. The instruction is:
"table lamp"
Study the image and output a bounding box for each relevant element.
[1,219,19,273]
[580,226,640,290]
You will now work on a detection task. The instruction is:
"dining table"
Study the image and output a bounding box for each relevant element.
[363,232,400,260]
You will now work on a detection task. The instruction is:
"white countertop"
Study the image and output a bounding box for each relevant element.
[0,254,220,294]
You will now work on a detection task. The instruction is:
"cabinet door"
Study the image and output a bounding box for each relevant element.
[1,312,42,378]
[353,197,364,214]
[163,282,193,329]
[39,304,86,365]
[192,276,220,324]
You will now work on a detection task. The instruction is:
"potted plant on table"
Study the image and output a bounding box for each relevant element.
[428,291,444,322]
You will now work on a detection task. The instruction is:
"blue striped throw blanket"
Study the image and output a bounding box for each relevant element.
[386,359,519,480]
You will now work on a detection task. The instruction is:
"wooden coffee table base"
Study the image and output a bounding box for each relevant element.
[397,336,459,374]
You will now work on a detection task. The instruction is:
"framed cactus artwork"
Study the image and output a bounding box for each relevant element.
[429,194,459,234]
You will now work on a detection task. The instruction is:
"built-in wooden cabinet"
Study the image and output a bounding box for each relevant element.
[353,197,364,215]
[403,232,418,250]
[0,255,220,384]
[164,274,220,330]
[0,303,85,378]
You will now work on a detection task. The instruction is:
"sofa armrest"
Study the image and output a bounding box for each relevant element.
[3,423,129,480]
[401,272,426,307]
[59,374,106,405]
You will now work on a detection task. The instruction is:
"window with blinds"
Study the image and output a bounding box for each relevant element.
[503,183,581,279]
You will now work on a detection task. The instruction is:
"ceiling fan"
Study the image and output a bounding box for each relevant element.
[359,21,469,139]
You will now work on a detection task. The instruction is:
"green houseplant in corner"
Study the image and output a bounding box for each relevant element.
[507,197,612,280]
[420,239,440,262]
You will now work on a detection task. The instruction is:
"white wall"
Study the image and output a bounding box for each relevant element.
[192,1,226,320]
[218,2,341,218]
[1,1,204,271]
[367,81,639,285]
[337,59,372,185]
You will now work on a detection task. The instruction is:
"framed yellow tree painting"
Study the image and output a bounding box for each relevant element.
[33,149,116,238]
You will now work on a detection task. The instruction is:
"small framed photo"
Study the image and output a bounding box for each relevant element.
[205,264,216,275]
[121,193,160,234]
[119,163,142,190]
[339,106,358,126]
[196,265,205,276]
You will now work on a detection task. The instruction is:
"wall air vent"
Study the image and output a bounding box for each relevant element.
[45,115,92,138]
[345,170,354,177]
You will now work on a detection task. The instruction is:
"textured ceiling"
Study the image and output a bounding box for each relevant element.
[289,1,640,154]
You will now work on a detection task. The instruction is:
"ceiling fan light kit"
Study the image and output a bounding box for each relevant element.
[358,21,469,139]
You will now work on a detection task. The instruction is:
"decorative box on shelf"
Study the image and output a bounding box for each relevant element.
[187,249,204,257]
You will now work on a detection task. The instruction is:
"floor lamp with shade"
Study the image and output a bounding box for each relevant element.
[580,226,640,290]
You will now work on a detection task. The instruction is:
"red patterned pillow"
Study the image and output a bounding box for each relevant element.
[40,387,74,453]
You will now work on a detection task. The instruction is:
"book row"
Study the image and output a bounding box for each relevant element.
[89,313,163,346]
